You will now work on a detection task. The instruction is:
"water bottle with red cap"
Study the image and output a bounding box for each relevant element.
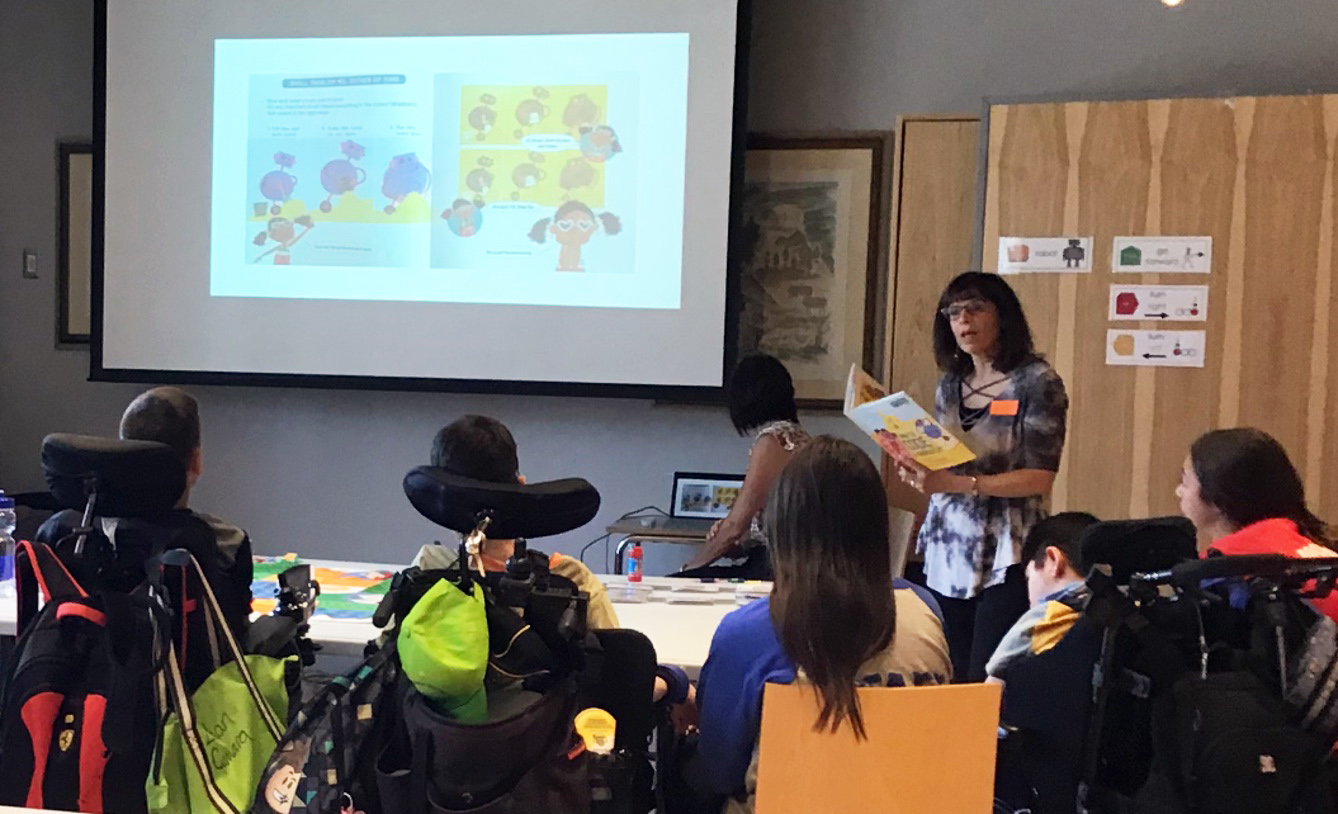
[627,544,644,583]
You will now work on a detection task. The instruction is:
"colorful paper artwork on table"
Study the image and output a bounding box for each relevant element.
[1108,285,1209,322]
[1105,330,1206,368]
[1112,236,1212,273]
[251,557,393,620]
[997,236,1093,273]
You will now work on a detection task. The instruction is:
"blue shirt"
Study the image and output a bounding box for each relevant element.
[692,580,948,797]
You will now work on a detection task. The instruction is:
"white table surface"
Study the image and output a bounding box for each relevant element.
[0,562,765,673]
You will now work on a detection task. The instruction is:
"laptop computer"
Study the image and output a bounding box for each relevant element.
[629,472,746,535]
[672,472,745,519]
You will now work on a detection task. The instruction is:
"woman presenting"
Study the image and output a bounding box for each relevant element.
[892,272,1068,682]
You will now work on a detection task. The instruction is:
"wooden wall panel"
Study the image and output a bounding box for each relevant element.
[881,116,980,517]
[1148,100,1238,512]
[1322,129,1338,517]
[1238,98,1328,454]
[983,94,1338,520]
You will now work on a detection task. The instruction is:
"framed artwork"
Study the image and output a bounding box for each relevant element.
[738,133,892,406]
[59,142,94,344]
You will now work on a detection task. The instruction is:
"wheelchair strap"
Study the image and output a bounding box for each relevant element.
[15,540,89,632]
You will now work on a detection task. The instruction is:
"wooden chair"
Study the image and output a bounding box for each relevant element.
[755,682,1001,813]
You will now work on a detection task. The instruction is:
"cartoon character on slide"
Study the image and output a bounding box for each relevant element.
[381,153,432,214]
[465,166,494,196]
[527,200,621,272]
[559,157,597,199]
[467,93,498,141]
[513,87,551,138]
[253,215,315,264]
[442,198,483,237]
[563,93,600,135]
[318,140,367,213]
[515,97,549,127]
[259,152,299,215]
[510,161,546,200]
[578,125,622,163]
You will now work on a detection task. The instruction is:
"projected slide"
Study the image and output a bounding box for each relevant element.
[212,35,687,310]
[433,77,638,276]
[245,73,434,268]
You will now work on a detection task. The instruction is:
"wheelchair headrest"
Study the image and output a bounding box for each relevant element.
[403,466,600,539]
[41,433,187,518]
[1079,516,1197,584]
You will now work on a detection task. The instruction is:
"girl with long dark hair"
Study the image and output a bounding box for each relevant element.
[1177,427,1338,619]
[688,437,950,812]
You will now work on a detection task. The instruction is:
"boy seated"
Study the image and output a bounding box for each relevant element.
[411,414,619,627]
[39,387,254,623]
[985,512,1100,685]
[412,415,690,705]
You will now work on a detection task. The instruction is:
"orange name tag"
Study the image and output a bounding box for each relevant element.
[990,399,1020,417]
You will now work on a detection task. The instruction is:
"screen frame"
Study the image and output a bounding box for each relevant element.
[89,0,752,402]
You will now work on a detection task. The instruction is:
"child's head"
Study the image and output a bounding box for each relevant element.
[1020,511,1100,604]
[430,415,522,561]
[431,415,520,483]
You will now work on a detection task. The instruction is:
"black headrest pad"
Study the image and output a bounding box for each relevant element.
[41,433,187,518]
[403,466,600,539]
[1079,516,1197,584]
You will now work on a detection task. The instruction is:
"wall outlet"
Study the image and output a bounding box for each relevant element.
[21,250,38,279]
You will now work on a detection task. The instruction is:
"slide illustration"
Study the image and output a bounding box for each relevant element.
[253,215,315,264]
[258,152,299,215]
[429,74,638,274]
[234,70,643,275]
[245,139,434,265]
[318,140,367,212]
[461,85,611,146]
[381,153,432,214]
[442,198,483,237]
[456,150,606,207]
[527,200,622,272]
[241,72,436,267]
[214,36,685,307]
[578,124,622,162]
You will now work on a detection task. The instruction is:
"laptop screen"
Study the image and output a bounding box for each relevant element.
[671,472,746,519]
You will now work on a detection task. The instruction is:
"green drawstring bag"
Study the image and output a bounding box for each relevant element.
[398,579,488,723]
[147,554,293,814]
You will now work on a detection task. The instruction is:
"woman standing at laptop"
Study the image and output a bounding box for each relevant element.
[890,272,1068,682]
[680,354,810,578]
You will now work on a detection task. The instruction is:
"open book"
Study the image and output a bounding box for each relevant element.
[843,365,976,471]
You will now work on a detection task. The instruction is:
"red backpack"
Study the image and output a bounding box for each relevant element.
[0,541,167,812]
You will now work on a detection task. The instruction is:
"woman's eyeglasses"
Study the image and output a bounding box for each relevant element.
[939,299,990,320]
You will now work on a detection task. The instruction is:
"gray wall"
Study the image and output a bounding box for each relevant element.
[3,0,1337,567]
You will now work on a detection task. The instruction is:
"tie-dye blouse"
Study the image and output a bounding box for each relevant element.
[915,359,1069,599]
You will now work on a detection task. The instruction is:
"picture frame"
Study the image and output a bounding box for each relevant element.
[59,142,94,344]
[738,133,892,407]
